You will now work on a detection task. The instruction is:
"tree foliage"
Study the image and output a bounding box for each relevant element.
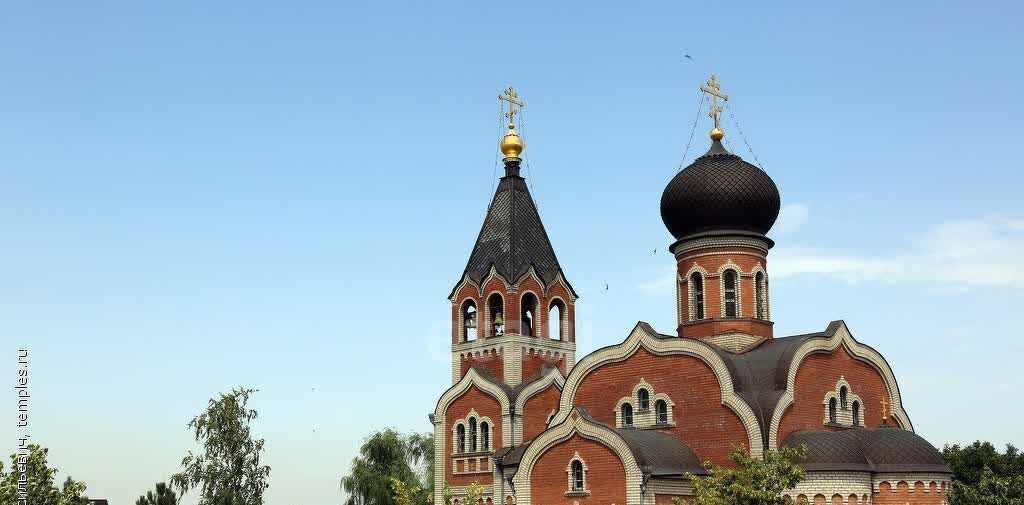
[944,441,1024,505]
[677,446,809,505]
[462,482,484,505]
[170,387,271,505]
[0,444,88,505]
[136,482,179,505]
[341,429,431,505]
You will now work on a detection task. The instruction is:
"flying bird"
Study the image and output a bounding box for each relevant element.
[683,54,694,61]
[652,248,657,255]
[605,283,609,291]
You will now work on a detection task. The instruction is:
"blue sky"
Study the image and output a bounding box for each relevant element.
[2,1,1023,504]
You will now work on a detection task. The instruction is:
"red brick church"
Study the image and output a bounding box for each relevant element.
[432,82,951,505]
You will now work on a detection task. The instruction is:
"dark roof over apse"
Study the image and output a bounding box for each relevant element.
[784,427,951,473]
[458,160,569,291]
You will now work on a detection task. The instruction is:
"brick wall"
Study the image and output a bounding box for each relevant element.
[777,346,893,442]
[522,383,561,442]
[676,246,772,338]
[522,351,566,378]
[529,433,626,505]
[572,348,749,466]
[461,353,505,380]
[445,385,502,487]
[872,481,947,505]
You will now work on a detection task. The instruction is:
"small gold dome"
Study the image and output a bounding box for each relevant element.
[710,127,725,141]
[499,125,525,159]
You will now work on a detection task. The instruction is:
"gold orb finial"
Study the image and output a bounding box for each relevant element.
[710,127,725,141]
[499,124,525,159]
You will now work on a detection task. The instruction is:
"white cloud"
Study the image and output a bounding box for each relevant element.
[637,215,1024,292]
[772,203,810,235]
[772,215,1024,288]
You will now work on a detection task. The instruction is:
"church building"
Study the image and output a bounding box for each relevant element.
[432,81,951,505]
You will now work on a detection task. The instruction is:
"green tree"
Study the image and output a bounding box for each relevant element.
[0,444,88,505]
[676,446,809,505]
[462,482,484,505]
[136,482,179,505]
[944,442,1024,505]
[170,387,271,505]
[389,477,420,505]
[341,429,429,505]
[404,433,434,495]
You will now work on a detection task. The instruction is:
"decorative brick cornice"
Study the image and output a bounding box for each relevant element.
[671,235,771,257]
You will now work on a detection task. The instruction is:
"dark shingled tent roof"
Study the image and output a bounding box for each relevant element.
[454,162,572,295]
[784,427,951,473]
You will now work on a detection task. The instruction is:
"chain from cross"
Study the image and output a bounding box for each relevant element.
[699,74,729,130]
[499,87,525,127]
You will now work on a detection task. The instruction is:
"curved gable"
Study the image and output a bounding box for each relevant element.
[768,321,912,449]
[553,322,763,459]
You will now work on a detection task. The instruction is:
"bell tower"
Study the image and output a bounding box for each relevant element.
[660,75,781,352]
[448,88,578,386]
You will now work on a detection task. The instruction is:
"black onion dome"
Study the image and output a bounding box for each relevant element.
[660,141,781,240]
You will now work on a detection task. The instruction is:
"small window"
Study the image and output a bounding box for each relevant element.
[655,400,668,424]
[637,389,650,410]
[621,403,633,427]
[548,300,564,340]
[456,424,466,453]
[690,272,705,320]
[571,460,584,492]
[840,386,848,409]
[755,271,765,319]
[469,418,478,452]
[828,398,838,424]
[852,401,860,426]
[481,421,490,451]
[723,270,737,318]
[520,293,538,336]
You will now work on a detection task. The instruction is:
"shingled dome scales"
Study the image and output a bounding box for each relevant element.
[459,160,567,289]
[660,140,781,240]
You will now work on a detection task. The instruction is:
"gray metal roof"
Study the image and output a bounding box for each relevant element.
[784,427,951,473]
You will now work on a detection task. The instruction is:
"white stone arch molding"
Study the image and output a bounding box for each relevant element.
[717,260,743,318]
[433,368,512,505]
[512,408,644,505]
[448,273,482,302]
[546,271,579,302]
[683,264,710,322]
[749,263,769,320]
[551,321,765,457]
[767,321,914,450]
[513,366,565,415]
[546,294,569,340]
[518,288,542,336]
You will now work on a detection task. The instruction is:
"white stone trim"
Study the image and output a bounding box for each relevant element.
[546,271,578,302]
[821,376,864,427]
[613,379,676,428]
[872,473,951,493]
[517,290,541,337]
[767,321,914,449]
[457,298,481,344]
[717,261,742,318]
[750,264,769,321]
[484,291,506,338]
[683,265,709,322]
[565,452,589,494]
[451,410,496,454]
[546,296,569,342]
[449,273,482,302]
[512,367,565,445]
[552,322,764,457]
[671,235,771,256]
[513,409,644,505]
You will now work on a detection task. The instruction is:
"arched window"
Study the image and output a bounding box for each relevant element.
[487,293,504,336]
[520,293,538,336]
[462,300,478,342]
[655,399,668,424]
[571,460,585,492]
[690,272,705,320]
[637,388,650,410]
[723,270,738,318]
[621,403,634,427]
[852,401,860,426]
[456,424,466,453]
[548,299,565,340]
[755,271,766,319]
[828,398,838,424]
[481,421,490,451]
[840,386,849,409]
[469,418,477,452]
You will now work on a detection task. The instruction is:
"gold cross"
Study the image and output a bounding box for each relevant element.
[499,87,525,127]
[880,396,890,420]
[699,74,729,130]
